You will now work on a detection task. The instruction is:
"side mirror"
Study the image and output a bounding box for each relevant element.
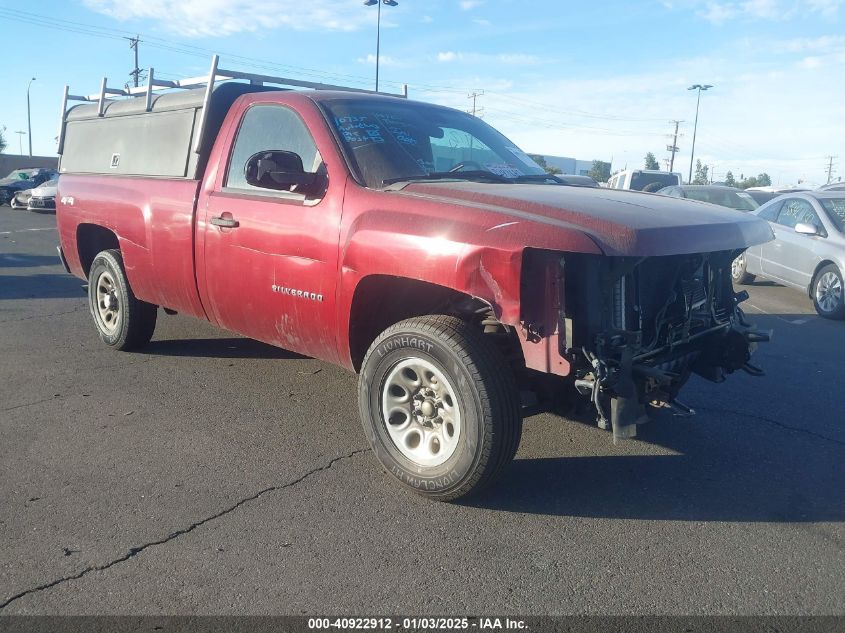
[794,222,819,236]
[244,150,318,193]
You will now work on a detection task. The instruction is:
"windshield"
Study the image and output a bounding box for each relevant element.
[4,170,32,180]
[821,197,845,233]
[321,98,547,188]
[684,189,760,211]
[630,172,680,191]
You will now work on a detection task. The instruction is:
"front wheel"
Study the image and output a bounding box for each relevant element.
[88,249,158,350]
[813,264,845,320]
[358,315,522,501]
[731,253,755,285]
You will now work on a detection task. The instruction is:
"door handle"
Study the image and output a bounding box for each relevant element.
[210,215,239,228]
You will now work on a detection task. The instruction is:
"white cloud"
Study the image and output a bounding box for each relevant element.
[83,0,379,37]
[459,0,484,9]
[685,0,843,24]
[357,54,400,66]
[436,51,542,65]
[473,18,492,26]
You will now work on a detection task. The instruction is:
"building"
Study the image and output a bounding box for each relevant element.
[0,154,59,177]
[534,154,597,176]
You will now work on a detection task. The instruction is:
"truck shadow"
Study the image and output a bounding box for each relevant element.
[0,273,85,300]
[0,254,62,268]
[467,415,844,522]
[142,337,306,360]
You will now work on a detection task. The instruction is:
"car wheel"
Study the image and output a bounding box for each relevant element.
[358,314,522,501]
[88,249,158,350]
[812,264,845,320]
[731,253,755,285]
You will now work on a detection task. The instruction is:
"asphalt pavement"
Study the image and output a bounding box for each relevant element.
[1,206,843,615]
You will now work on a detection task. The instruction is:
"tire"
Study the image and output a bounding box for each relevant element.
[358,315,522,501]
[731,253,755,285]
[812,264,845,320]
[88,249,158,350]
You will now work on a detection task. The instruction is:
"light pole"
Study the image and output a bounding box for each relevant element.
[26,77,36,156]
[687,83,712,183]
[364,0,398,92]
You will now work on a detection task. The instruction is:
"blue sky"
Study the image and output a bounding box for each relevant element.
[1,0,843,185]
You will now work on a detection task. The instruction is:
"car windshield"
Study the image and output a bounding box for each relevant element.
[684,188,759,211]
[820,198,845,233]
[320,98,548,189]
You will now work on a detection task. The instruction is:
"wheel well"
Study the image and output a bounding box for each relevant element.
[809,260,838,297]
[77,224,119,277]
[348,275,521,372]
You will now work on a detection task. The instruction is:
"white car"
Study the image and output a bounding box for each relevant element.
[607,169,682,192]
[27,178,58,212]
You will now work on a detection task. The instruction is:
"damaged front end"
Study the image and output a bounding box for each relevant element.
[520,249,771,440]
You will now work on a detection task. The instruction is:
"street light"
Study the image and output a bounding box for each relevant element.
[26,77,36,157]
[364,0,398,92]
[687,83,712,183]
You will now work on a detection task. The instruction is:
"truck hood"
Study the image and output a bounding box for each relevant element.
[400,181,774,256]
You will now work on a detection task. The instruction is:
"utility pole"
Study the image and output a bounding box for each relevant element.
[468,90,484,117]
[26,77,35,156]
[14,130,25,155]
[687,84,713,184]
[825,155,838,184]
[125,35,142,88]
[667,119,682,172]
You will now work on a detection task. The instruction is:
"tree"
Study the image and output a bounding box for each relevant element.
[587,160,611,183]
[693,159,709,185]
[528,153,562,176]
[0,126,7,154]
[756,173,772,187]
[644,152,659,170]
[724,171,736,187]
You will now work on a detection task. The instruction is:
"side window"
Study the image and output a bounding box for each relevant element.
[226,104,322,192]
[777,199,817,229]
[759,200,782,222]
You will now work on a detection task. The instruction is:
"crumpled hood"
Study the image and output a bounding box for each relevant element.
[400,181,774,256]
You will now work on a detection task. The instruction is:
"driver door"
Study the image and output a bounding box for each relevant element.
[199,103,342,362]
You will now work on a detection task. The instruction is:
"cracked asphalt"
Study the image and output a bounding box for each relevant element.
[1,206,843,615]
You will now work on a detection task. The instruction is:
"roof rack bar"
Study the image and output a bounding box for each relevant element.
[97,77,108,117]
[145,68,155,112]
[215,67,383,95]
[57,85,69,154]
[192,54,219,154]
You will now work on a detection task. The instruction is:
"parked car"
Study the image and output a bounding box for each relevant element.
[0,168,58,206]
[745,190,782,205]
[607,169,682,192]
[817,182,845,192]
[27,177,58,212]
[656,185,759,211]
[55,59,772,500]
[9,188,34,209]
[732,192,845,319]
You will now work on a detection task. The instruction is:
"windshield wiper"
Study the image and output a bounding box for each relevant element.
[382,170,510,186]
[510,174,563,184]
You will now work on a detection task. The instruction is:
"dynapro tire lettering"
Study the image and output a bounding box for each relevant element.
[378,336,435,357]
[271,285,323,301]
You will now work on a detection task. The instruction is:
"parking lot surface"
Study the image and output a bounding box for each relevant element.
[1,206,843,615]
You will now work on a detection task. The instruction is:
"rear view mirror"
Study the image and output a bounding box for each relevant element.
[794,222,819,236]
[244,150,318,193]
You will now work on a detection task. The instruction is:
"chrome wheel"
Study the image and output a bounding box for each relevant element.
[816,271,842,314]
[731,254,745,280]
[95,270,121,333]
[381,358,461,467]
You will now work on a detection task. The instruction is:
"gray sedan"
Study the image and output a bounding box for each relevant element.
[732,192,845,319]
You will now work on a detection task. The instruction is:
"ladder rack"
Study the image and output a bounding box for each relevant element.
[59,54,408,154]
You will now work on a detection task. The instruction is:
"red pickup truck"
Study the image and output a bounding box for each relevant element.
[55,58,772,500]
